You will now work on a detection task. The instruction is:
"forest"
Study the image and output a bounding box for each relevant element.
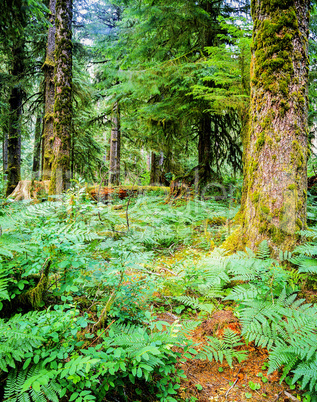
[1,0,317,401]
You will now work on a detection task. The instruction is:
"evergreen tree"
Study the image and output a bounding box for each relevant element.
[42,0,56,180]
[50,0,73,193]
[239,0,310,250]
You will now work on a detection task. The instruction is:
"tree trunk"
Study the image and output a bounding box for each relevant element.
[3,130,8,178]
[240,0,310,251]
[198,113,212,187]
[6,44,24,196]
[42,0,56,180]
[108,102,121,186]
[32,112,43,180]
[49,0,72,194]
[150,152,159,185]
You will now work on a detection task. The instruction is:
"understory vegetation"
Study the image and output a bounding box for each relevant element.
[1,185,317,402]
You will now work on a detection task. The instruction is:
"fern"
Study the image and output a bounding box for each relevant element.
[256,240,271,260]
[4,365,63,402]
[0,313,44,372]
[197,328,248,368]
[293,358,317,392]
[174,295,215,315]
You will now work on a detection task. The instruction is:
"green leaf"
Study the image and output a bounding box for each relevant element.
[23,358,32,370]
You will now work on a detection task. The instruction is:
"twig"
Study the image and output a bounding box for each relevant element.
[87,320,115,348]
[140,269,162,276]
[225,369,241,399]
[273,391,283,402]
[284,391,300,401]
[93,270,125,330]
[159,266,179,276]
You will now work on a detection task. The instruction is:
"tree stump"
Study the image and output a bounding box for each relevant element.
[8,180,50,201]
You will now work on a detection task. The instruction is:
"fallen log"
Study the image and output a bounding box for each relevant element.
[88,185,169,202]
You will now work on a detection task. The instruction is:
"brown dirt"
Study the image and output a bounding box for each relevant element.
[157,310,304,402]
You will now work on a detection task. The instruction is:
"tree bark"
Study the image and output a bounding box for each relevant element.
[32,112,43,179]
[42,0,56,180]
[198,112,212,187]
[3,129,8,178]
[6,43,24,196]
[150,152,165,185]
[49,0,72,194]
[240,0,310,251]
[108,102,121,186]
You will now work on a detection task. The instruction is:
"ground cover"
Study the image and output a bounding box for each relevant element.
[0,189,316,401]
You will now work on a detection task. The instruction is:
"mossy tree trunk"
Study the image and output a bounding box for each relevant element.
[6,43,25,196]
[240,0,310,251]
[42,0,56,180]
[32,111,43,180]
[150,152,164,185]
[108,102,121,186]
[49,0,72,194]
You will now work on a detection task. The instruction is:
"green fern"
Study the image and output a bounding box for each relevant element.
[4,365,63,402]
[197,328,248,368]
[174,295,215,315]
[256,240,271,260]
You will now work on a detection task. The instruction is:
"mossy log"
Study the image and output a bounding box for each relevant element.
[88,185,169,202]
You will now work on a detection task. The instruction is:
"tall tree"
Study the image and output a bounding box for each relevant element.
[239,0,310,250]
[32,111,43,179]
[42,0,56,180]
[0,0,27,196]
[50,0,73,193]
[108,101,121,185]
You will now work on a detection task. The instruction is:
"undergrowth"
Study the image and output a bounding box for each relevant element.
[1,187,317,401]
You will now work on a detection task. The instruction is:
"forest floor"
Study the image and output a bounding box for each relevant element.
[1,191,315,402]
[152,247,303,402]
[109,194,312,402]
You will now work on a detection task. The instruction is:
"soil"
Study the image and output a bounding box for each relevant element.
[157,310,305,402]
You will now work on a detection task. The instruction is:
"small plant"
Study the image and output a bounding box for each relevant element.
[197,328,248,368]
[249,381,261,391]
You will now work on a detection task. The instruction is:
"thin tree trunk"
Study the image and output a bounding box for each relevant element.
[42,0,56,180]
[240,0,310,251]
[3,130,8,178]
[108,102,121,186]
[6,44,24,196]
[198,113,212,187]
[150,152,158,185]
[49,0,72,194]
[32,112,43,179]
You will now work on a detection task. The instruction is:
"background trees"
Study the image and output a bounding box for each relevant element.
[1,0,316,250]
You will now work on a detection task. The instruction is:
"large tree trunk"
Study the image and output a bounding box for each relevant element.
[6,44,24,196]
[32,112,43,180]
[150,152,165,185]
[108,102,121,186]
[42,0,56,180]
[49,0,72,194]
[239,0,310,251]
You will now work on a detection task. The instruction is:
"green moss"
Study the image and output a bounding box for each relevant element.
[252,192,260,203]
[256,132,266,150]
[261,205,270,215]
[288,184,296,190]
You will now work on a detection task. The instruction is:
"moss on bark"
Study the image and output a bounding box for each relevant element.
[230,0,310,253]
